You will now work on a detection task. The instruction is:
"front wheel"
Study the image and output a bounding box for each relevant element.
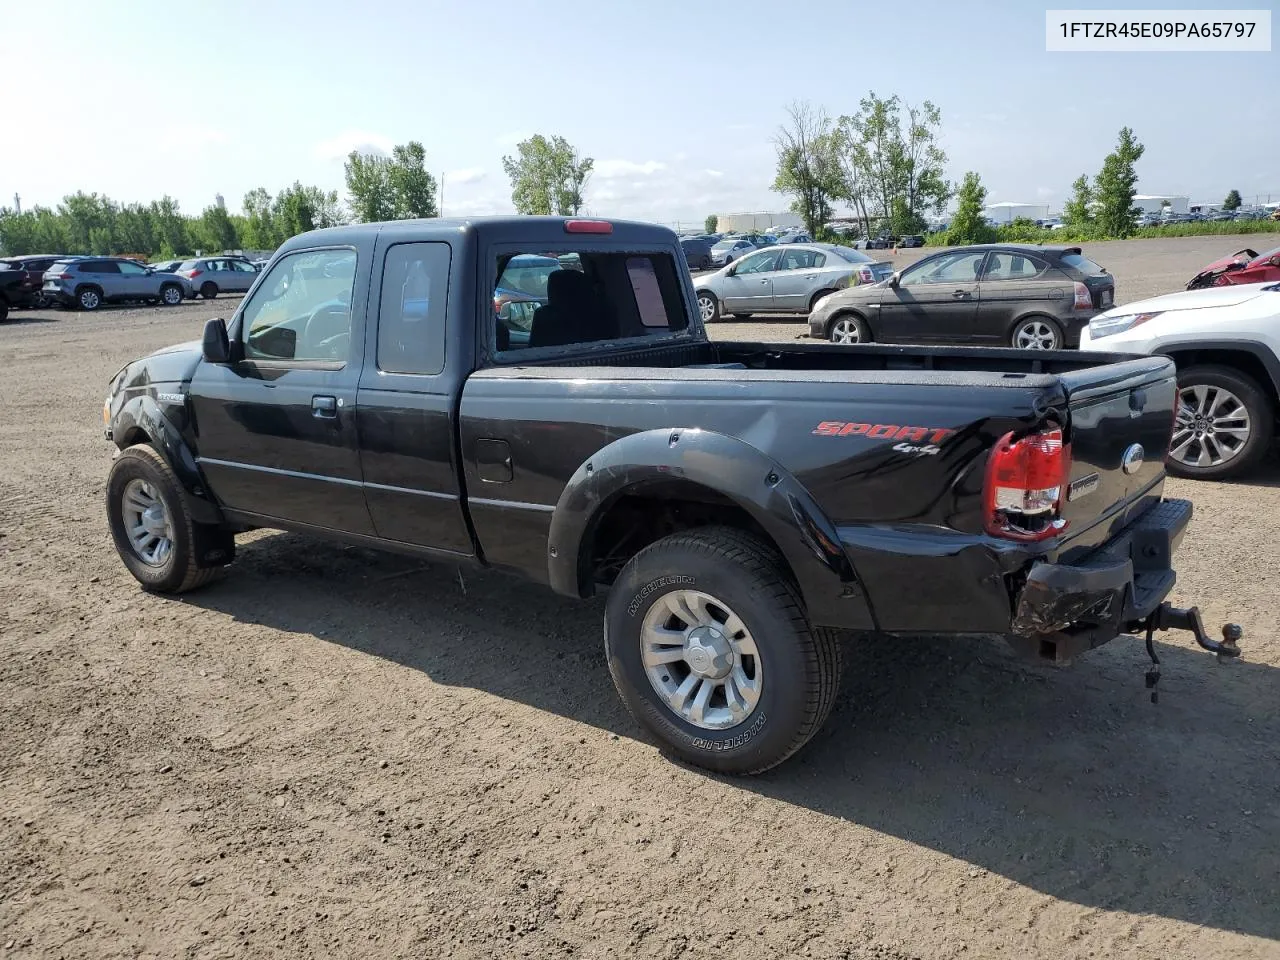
[828,313,871,344]
[1011,317,1063,350]
[1167,365,1273,480]
[107,445,226,593]
[696,291,720,323]
[604,527,843,775]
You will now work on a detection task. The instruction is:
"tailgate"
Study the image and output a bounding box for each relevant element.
[1056,356,1177,558]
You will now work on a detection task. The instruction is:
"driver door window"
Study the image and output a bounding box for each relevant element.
[241,249,357,363]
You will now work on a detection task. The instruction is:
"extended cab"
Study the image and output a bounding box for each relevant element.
[103,217,1240,774]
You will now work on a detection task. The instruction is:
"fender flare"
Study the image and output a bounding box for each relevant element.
[1154,339,1280,398]
[546,428,875,630]
[113,394,225,526]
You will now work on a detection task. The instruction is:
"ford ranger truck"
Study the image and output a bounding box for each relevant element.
[101,217,1241,775]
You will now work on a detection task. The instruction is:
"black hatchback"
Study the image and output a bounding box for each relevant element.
[809,243,1114,349]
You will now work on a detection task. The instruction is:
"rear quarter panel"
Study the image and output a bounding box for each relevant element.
[458,368,1053,631]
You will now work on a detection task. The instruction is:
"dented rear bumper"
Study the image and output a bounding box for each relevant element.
[1010,498,1191,661]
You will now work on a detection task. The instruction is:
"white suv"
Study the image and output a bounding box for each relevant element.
[1080,282,1280,480]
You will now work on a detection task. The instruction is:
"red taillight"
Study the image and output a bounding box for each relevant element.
[57,273,73,280]
[564,219,612,234]
[184,269,202,278]
[1072,281,1093,310]
[984,427,1071,542]
[859,268,873,283]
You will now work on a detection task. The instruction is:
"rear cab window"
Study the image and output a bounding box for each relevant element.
[492,247,689,355]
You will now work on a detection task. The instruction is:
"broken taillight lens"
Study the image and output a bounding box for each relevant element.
[984,427,1071,541]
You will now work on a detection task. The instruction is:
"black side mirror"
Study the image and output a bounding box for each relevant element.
[202,317,230,363]
[888,272,901,288]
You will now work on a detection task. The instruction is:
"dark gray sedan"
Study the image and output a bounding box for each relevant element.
[808,244,1115,348]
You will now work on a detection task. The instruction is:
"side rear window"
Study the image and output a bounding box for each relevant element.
[493,249,688,353]
[89,260,120,274]
[376,241,450,376]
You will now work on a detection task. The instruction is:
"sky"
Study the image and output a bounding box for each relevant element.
[2,0,1276,226]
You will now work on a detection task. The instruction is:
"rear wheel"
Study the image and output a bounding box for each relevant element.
[200,281,218,299]
[696,291,720,323]
[828,313,871,344]
[160,284,184,306]
[77,286,102,311]
[0,301,8,322]
[604,527,843,775]
[1011,317,1063,350]
[1167,365,1273,480]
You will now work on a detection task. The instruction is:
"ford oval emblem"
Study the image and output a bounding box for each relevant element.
[1122,443,1145,475]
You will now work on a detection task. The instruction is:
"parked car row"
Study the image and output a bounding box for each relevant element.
[0,252,266,314]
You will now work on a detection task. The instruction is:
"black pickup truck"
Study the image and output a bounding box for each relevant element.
[102,216,1240,774]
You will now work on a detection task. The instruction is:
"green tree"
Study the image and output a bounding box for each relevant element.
[1093,126,1145,238]
[0,209,37,255]
[836,92,951,237]
[1062,173,1094,229]
[1223,189,1242,211]
[502,134,594,216]
[772,101,843,236]
[114,204,156,255]
[191,204,239,253]
[387,142,438,219]
[704,214,718,234]
[149,196,190,256]
[345,151,396,223]
[947,172,995,245]
[241,187,280,249]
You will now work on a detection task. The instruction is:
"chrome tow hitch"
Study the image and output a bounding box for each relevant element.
[1141,603,1242,702]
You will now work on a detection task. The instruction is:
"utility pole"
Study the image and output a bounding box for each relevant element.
[439,172,445,218]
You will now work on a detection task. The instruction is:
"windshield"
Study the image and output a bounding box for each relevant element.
[712,241,737,252]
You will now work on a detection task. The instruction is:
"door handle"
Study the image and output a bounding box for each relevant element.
[952,289,970,299]
[804,274,818,280]
[759,279,770,284]
[312,395,338,418]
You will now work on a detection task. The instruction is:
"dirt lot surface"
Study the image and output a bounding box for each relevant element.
[707,231,1276,344]
[3,238,1279,960]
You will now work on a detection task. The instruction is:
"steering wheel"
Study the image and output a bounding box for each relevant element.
[302,300,352,360]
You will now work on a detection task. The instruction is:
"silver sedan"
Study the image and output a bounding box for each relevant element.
[692,244,893,322]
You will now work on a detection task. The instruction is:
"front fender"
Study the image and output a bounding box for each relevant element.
[113,394,224,526]
[546,428,876,631]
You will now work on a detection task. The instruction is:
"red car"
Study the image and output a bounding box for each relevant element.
[1186,245,1280,289]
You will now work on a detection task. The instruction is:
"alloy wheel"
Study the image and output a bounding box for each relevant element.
[640,589,762,731]
[121,479,174,566]
[1013,320,1059,349]
[1170,384,1251,469]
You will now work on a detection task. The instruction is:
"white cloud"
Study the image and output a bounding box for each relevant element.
[446,167,487,185]
[314,130,394,161]
[703,169,724,178]
[594,159,667,179]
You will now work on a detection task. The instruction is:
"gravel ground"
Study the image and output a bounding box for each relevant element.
[2,237,1279,960]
